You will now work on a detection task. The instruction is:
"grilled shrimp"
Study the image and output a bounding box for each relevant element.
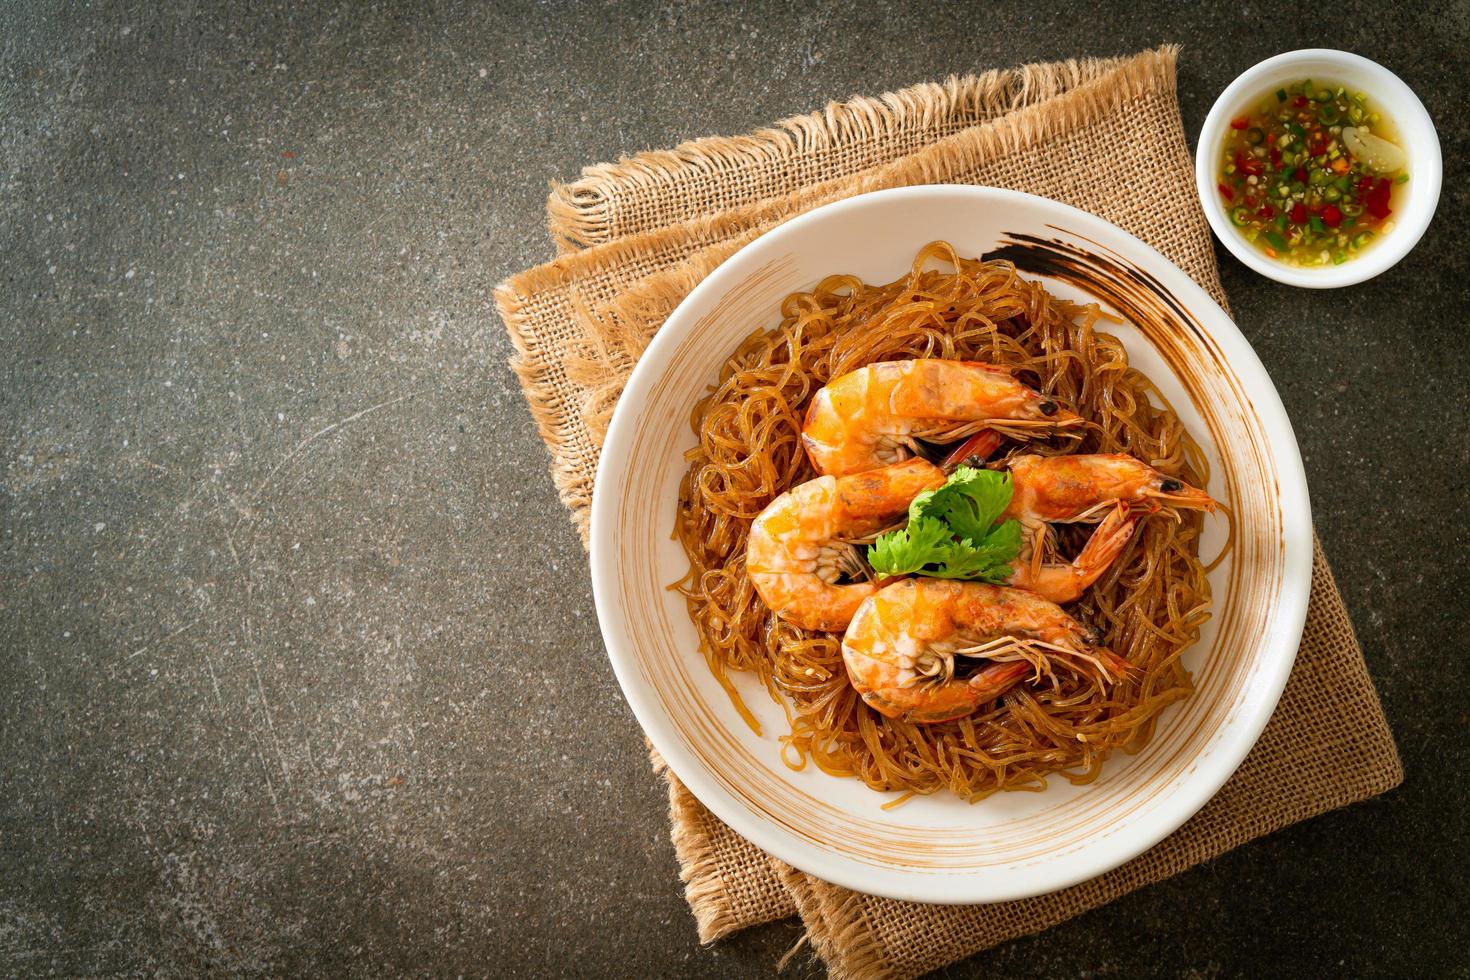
[746,459,946,632]
[842,578,1128,724]
[801,359,1083,477]
[1001,453,1217,603]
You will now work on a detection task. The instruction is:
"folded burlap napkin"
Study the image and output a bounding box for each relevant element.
[497,46,1403,979]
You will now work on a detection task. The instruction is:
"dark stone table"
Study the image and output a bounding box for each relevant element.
[4,2,1467,975]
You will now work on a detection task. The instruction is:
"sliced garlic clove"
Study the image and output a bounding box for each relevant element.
[1341,126,1408,174]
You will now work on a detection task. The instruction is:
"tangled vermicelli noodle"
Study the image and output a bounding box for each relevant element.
[673,242,1217,802]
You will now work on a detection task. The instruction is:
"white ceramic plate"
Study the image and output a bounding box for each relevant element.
[590,186,1312,904]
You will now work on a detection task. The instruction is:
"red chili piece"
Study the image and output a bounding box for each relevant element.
[1289,203,1307,225]
[1230,116,1250,130]
[1322,204,1344,228]
[1365,178,1392,219]
[1218,182,1234,201]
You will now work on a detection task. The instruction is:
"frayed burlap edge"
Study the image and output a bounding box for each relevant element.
[545,56,1130,251]
[496,207,768,542]
[779,864,893,980]
[649,747,743,942]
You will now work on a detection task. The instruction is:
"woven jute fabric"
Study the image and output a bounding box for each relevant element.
[546,57,1126,252]
[495,46,1403,979]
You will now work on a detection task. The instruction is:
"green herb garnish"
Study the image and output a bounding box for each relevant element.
[867,466,1022,583]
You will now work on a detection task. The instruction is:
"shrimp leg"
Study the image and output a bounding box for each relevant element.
[1006,502,1137,604]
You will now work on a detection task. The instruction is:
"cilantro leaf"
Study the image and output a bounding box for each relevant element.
[868,516,954,577]
[915,465,1014,542]
[866,467,1023,583]
[941,519,1022,583]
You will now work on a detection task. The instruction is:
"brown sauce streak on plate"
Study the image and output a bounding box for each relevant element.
[985,231,1209,358]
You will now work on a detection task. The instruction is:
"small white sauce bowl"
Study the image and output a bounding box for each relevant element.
[1195,49,1441,288]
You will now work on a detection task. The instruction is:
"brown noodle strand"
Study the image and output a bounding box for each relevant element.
[674,243,1222,803]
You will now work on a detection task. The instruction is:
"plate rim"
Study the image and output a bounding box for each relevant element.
[589,184,1313,904]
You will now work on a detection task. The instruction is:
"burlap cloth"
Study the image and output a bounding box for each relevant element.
[496,46,1403,978]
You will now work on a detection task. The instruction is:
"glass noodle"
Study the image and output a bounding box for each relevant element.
[673,242,1222,802]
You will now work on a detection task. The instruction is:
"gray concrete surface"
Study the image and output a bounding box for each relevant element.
[3,1,1468,976]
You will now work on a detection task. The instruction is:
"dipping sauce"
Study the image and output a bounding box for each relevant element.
[1216,79,1409,266]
